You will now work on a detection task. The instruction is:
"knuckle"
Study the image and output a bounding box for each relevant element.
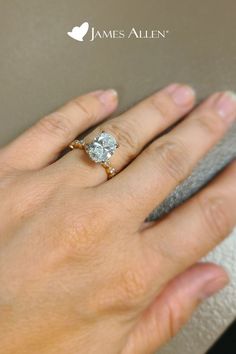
[118,268,148,302]
[70,97,94,122]
[7,179,55,222]
[106,121,140,159]
[37,113,71,139]
[149,94,172,119]
[195,111,225,136]
[61,203,105,258]
[197,193,231,242]
[165,297,188,339]
[65,218,95,256]
[150,139,191,184]
[92,267,149,315]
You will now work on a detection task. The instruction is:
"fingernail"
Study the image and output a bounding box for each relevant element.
[215,91,236,123]
[200,276,229,300]
[97,89,118,104]
[169,85,195,106]
[89,90,105,97]
[164,83,180,94]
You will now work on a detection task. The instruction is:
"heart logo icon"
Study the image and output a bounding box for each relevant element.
[67,22,89,42]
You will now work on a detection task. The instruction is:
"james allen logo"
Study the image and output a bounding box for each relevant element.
[67,21,169,42]
[67,22,89,41]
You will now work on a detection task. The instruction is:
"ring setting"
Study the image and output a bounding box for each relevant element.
[69,131,119,179]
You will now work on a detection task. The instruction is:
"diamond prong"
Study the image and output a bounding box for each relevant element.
[69,139,85,150]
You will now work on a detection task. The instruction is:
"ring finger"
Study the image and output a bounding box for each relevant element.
[59,83,195,186]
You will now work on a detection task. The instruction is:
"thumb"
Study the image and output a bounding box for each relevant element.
[122,263,229,354]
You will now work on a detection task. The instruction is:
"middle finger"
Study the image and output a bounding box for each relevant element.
[106,91,236,225]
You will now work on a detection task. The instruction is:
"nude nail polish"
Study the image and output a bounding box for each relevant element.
[89,90,105,97]
[169,85,195,106]
[215,91,236,124]
[164,83,180,94]
[200,276,229,300]
[98,89,118,104]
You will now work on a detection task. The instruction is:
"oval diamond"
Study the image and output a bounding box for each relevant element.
[85,132,118,163]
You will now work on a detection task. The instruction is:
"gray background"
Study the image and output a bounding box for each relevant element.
[0,0,235,353]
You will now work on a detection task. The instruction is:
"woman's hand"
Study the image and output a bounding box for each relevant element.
[0,84,235,354]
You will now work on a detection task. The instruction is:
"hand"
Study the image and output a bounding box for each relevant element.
[0,84,235,354]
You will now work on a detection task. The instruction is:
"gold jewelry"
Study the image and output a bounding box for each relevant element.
[69,131,118,179]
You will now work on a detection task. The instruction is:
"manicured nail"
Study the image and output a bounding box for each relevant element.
[200,276,229,300]
[97,89,118,104]
[89,90,104,97]
[215,91,236,123]
[164,83,180,94]
[169,85,195,106]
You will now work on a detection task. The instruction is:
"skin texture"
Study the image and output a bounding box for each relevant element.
[0,84,235,354]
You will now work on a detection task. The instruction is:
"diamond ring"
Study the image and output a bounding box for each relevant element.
[69,131,119,179]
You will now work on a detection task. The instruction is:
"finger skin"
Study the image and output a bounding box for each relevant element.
[0,90,118,171]
[122,263,229,354]
[60,83,195,186]
[143,161,236,280]
[108,91,236,223]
